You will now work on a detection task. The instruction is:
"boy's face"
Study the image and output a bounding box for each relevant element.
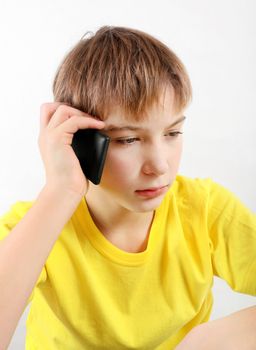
[94,86,185,213]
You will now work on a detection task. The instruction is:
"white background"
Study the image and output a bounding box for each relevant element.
[0,0,255,348]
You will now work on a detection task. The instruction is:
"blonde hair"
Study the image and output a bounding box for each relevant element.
[53,26,192,120]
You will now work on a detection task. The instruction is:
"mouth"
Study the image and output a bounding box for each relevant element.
[135,185,169,198]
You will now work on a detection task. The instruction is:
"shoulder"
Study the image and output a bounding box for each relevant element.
[171,174,213,201]
[170,174,245,218]
[172,174,235,201]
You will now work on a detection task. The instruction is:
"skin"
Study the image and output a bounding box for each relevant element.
[176,306,256,350]
[85,86,185,250]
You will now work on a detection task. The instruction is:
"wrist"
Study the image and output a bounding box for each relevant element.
[41,183,84,205]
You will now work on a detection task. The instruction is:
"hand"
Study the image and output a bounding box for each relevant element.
[175,327,200,350]
[176,306,256,350]
[38,102,105,197]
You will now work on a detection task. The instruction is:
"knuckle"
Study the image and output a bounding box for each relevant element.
[40,102,52,114]
[40,102,65,115]
[40,113,46,124]
[38,130,46,142]
[62,133,73,145]
[68,114,78,121]
[56,104,70,114]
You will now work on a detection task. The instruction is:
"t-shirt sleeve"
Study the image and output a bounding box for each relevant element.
[206,179,256,296]
[0,201,47,304]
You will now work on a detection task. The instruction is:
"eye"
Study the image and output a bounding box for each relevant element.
[115,137,139,145]
[165,131,183,137]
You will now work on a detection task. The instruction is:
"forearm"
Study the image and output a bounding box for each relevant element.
[176,306,256,350]
[0,186,82,350]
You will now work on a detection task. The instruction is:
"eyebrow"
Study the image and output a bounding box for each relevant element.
[104,115,186,132]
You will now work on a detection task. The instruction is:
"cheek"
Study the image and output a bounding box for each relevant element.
[176,142,183,160]
[102,149,137,184]
[169,142,183,169]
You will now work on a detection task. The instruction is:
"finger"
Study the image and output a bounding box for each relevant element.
[47,105,89,129]
[57,115,105,135]
[40,102,66,129]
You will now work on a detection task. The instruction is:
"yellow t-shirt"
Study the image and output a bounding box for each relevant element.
[0,175,255,349]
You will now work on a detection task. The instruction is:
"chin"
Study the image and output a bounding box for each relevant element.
[130,197,165,213]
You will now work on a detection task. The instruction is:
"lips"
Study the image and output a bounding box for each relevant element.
[135,185,168,198]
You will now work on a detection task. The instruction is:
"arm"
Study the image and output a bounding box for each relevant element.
[176,306,256,350]
[0,103,105,349]
[0,186,82,350]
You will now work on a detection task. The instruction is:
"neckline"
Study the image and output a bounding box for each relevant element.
[77,190,171,266]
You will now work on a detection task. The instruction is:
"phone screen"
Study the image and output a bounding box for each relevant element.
[71,129,110,185]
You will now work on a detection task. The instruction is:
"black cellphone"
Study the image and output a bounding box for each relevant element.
[71,129,110,185]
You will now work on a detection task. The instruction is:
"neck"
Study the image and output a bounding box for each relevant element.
[85,185,154,236]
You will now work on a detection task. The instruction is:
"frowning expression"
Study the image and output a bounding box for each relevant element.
[93,87,185,212]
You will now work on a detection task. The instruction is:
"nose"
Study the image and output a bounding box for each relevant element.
[141,145,169,176]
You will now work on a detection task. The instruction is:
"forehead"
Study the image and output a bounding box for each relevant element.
[104,85,180,128]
